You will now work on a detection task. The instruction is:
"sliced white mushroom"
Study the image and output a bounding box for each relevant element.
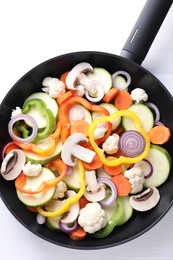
[84,170,106,202]
[66,62,105,99]
[66,62,93,90]
[0,149,26,180]
[129,187,160,211]
[60,190,80,224]
[61,133,96,166]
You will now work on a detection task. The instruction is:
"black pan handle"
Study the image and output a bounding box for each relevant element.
[120,0,173,64]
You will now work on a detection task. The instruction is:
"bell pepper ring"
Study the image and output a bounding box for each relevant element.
[88,110,150,166]
[58,96,112,143]
[36,159,86,217]
[13,122,61,156]
[22,98,56,142]
[15,158,67,194]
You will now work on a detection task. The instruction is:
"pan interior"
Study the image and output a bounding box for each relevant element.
[0,51,173,249]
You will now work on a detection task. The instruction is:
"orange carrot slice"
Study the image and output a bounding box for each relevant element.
[79,196,89,209]
[60,71,69,88]
[114,91,132,110]
[70,120,90,136]
[83,153,103,170]
[69,226,87,240]
[112,174,131,196]
[149,125,171,144]
[103,87,119,103]
[57,91,73,105]
[3,142,19,155]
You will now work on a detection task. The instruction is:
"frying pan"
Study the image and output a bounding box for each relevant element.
[0,0,173,250]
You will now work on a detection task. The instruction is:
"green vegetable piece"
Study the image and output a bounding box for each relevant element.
[17,124,30,138]
[22,98,56,142]
[92,197,124,238]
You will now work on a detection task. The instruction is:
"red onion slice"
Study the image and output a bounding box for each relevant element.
[8,114,38,143]
[59,219,78,233]
[112,70,131,90]
[154,120,164,126]
[97,177,117,206]
[85,80,105,103]
[1,142,15,160]
[119,130,145,158]
[36,213,46,225]
[69,106,85,121]
[145,102,160,122]
[65,166,73,176]
[133,159,153,179]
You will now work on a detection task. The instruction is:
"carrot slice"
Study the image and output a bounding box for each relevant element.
[57,91,73,105]
[103,87,119,103]
[69,226,87,240]
[83,152,103,170]
[104,163,123,176]
[114,91,132,110]
[112,174,131,196]
[3,142,19,155]
[26,206,38,213]
[149,125,171,144]
[113,124,124,135]
[79,196,89,209]
[60,71,69,88]
[70,120,90,136]
[103,156,123,176]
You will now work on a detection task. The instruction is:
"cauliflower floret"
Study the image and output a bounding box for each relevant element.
[130,88,148,103]
[23,162,42,177]
[75,84,85,97]
[42,77,65,98]
[53,181,67,199]
[94,126,107,140]
[124,166,145,194]
[78,202,107,234]
[102,134,120,154]
[11,106,22,118]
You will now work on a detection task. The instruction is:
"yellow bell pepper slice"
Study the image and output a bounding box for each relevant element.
[88,110,150,166]
[36,159,85,217]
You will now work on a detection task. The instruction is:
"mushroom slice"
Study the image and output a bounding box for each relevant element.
[61,133,96,166]
[66,62,93,90]
[0,149,26,180]
[84,170,106,202]
[60,190,80,224]
[129,187,160,211]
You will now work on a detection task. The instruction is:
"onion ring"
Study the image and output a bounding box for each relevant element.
[8,114,38,143]
[119,130,145,158]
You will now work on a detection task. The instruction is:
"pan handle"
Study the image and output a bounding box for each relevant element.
[120,0,173,65]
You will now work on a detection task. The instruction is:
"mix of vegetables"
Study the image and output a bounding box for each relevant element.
[0,62,172,240]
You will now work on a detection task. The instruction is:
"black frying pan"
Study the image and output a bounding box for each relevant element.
[0,0,173,250]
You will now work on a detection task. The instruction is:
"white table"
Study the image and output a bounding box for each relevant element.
[0,1,173,259]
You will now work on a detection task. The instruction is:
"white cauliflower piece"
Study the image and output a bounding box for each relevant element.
[102,134,119,154]
[23,162,42,177]
[130,88,148,103]
[75,85,85,97]
[53,181,67,199]
[124,166,145,194]
[93,126,107,140]
[42,77,65,98]
[78,202,107,234]
[11,106,22,118]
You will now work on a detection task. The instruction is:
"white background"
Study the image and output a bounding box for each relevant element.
[0,0,173,259]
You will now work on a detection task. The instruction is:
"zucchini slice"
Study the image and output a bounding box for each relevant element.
[25,137,62,164]
[92,103,121,130]
[16,167,56,207]
[86,68,112,94]
[122,103,154,132]
[24,92,58,119]
[144,145,171,188]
